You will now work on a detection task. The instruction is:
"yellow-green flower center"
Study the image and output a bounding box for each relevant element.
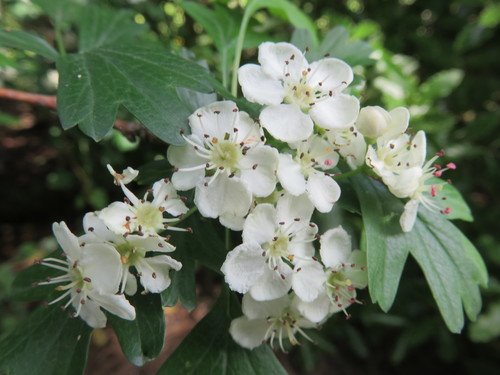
[135,202,163,232]
[265,236,289,259]
[210,140,242,171]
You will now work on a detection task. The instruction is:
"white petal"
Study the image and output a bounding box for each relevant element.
[97,202,135,235]
[306,172,341,213]
[124,271,138,295]
[239,145,278,197]
[306,136,340,170]
[345,250,368,289]
[385,106,410,139]
[188,101,239,140]
[294,292,331,323]
[229,317,268,349]
[307,58,353,93]
[219,212,246,231]
[288,224,318,259]
[310,94,360,130]
[52,222,81,261]
[167,142,207,191]
[221,242,266,294]
[238,64,284,105]
[276,153,306,196]
[276,193,315,228]
[242,293,290,319]
[127,234,175,253]
[79,243,122,294]
[107,164,139,185]
[258,42,306,80]
[233,110,264,147]
[384,167,423,198]
[320,226,352,268]
[356,106,391,139]
[82,212,121,243]
[292,260,326,302]
[194,175,252,219]
[400,199,420,232]
[260,104,313,142]
[249,266,292,301]
[76,297,107,328]
[242,204,276,245]
[136,255,182,293]
[90,291,136,320]
[152,179,189,216]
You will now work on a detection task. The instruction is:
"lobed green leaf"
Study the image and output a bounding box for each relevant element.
[353,175,486,333]
[0,304,92,375]
[108,293,166,366]
[158,287,287,375]
[0,29,58,60]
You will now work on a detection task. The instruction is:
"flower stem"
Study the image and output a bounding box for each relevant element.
[54,22,66,56]
[169,206,198,226]
[230,6,253,96]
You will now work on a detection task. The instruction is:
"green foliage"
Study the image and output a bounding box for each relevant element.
[108,293,166,366]
[0,29,59,60]
[0,304,92,375]
[353,175,486,332]
[158,287,288,375]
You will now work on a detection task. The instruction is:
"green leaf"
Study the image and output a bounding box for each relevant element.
[77,5,149,52]
[161,243,197,311]
[352,175,410,311]
[0,29,58,60]
[108,293,165,366]
[158,287,287,375]
[479,3,500,28]
[307,26,373,66]
[420,69,464,101]
[428,177,473,222]
[10,253,62,302]
[56,45,213,143]
[32,0,82,26]
[183,215,227,273]
[0,304,92,375]
[353,175,486,333]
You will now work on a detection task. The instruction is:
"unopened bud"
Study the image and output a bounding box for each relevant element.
[356,106,391,139]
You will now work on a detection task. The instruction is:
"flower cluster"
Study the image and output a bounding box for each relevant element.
[35,166,187,328]
[37,41,456,348]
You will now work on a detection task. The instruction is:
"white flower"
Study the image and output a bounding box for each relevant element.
[366,130,454,232]
[293,226,367,323]
[229,293,317,350]
[35,222,135,328]
[167,101,278,227]
[356,106,409,140]
[82,213,181,294]
[238,42,360,142]
[325,125,367,170]
[98,175,188,236]
[277,135,341,212]
[221,194,317,301]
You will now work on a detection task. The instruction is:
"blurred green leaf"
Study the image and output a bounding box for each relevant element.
[32,0,83,26]
[0,29,58,60]
[469,302,500,342]
[354,175,486,332]
[10,258,61,302]
[0,304,92,375]
[158,287,287,375]
[479,3,500,27]
[136,159,172,186]
[108,293,165,366]
[420,69,464,102]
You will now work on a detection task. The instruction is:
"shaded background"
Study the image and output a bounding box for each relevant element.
[1,0,499,374]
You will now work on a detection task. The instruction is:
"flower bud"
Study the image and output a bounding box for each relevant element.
[356,106,391,139]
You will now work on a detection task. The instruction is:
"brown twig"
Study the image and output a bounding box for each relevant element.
[0,88,146,139]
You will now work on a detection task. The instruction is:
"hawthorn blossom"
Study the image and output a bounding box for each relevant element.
[293,226,367,323]
[356,106,409,140]
[229,293,317,351]
[35,222,135,328]
[238,42,359,142]
[277,135,341,212]
[221,193,317,301]
[366,130,453,231]
[98,170,188,236]
[167,101,278,229]
[325,125,367,169]
[82,213,181,294]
